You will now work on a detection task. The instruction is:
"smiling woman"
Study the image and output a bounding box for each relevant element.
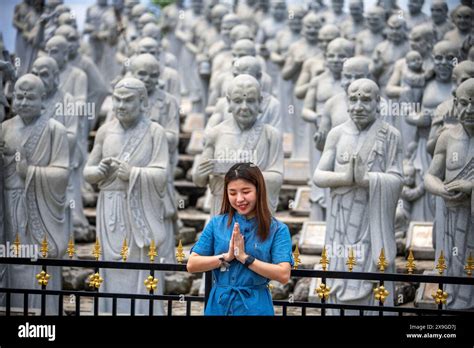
[187,162,294,316]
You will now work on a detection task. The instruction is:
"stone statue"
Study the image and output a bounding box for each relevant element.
[302,38,354,220]
[340,0,365,41]
[443,5,473,51]
[405,0,428,30]
[429,0,454,42]
[372,15,410,97]
[127,53,180,263]
[84,0,110,65]
[354,5,385,58]
[84,77,169,314]
[424,78,474,310]
[323,0,348,25]
[193,74,284,215]
[314,78,403,314]
[142,23,178,70]
[281,12,323,159]
[2,74,70,313]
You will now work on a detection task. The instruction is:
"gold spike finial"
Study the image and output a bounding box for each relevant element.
[120,238,129,262]
[293,245,301,270]
[435,250,447,275]
[176,240,185,264]
[464,252,474,277]
[148,239,157,263]
[320,246,329,271]
[406,248,416,274]
[40,235,49,258]
[13,233,21,257]
[67,235,75,259]
[377,248,388,272]
[92,238,101,261]
[346,247,356,272]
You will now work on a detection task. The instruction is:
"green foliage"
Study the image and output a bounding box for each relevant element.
[150,0,175,9]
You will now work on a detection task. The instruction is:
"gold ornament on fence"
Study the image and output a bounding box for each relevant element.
[176,240,185,264]
[36,270,51,286]
[92,239,102,261]
[67,236,75,259]
[148,239,157,263]
[373,285,389,303]
[144,275,158,291]
[464,253,474,277]
[120,238,129,262]
[293,245,301,270]
[316,283,330,300]
[435,251,447,275]
[87,272,103,289]
[406,248,416,274]
[13,233,20,257]
[40,236,49,258]
[346,247,356,272]
[377,248,388,272]
[431,288,448,305]
[320,246,329,271]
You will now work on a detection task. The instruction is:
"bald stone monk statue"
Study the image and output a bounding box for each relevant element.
[193,74,284,215]
[405,0,428,30]
[354,5,385,58]
[429,0,454,42]
[443,5,473,51]
[314,78,403,314]
[2,74,70,313]
[84,78,169,315]
[340,0,365,41]
[425,78,474,310]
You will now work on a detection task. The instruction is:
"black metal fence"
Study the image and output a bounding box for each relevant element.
[0,257,473,316]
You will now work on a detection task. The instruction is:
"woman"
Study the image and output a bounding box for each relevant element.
[187,163,294,315]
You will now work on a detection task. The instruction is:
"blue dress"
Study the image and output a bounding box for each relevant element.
[190,212,294,316]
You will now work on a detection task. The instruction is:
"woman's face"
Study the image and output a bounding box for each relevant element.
[227,179,257,217]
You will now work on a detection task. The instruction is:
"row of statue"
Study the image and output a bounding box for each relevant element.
[0,0,472,315]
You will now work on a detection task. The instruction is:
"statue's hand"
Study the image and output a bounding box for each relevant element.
[197,158,214,177]
[445,180,473,195]
[16,155,28,179]
[97,157,113,178]
[117,161,131,181]
[353,155,369,188]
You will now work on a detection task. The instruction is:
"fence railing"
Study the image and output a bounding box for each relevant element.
[1,256,473,316]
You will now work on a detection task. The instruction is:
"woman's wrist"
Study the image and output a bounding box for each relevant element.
[237,252,249,264]
[222,252,233,262]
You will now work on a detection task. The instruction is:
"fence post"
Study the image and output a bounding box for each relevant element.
[204,271,212,309]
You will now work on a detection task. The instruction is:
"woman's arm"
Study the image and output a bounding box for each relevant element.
[186,252,229,273]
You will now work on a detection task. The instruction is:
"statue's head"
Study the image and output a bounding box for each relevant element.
[325,38,354,76]
[226,74,262,130]
[97,0,108,6]
[131,4,147,23]
[210,4,229,29]
[221,14,241,39]
[451,5,473,33]
[317,24,340,52]
[270,0,287,21]
[45,35,69,69]
[137,13,157,32]
[348,0,364,22]
[347,78,380,130]
[386,15,407,44]
[403,160,416,187]
[137,37,160,58]
[452,61,474,88]
[55,25,80,58]
[191,0,203,14]
[365,5,385,32]
[302,12,324,44]
[142,23,161,42]
[125,0,140,14]
[57,12,77,28]
[454,78,474,129]
[13,74,45,121]
[408,0,424,15]
[331,0,344,14]
[409,23,435,57]
[31,56,59,96]
[232,39,256,59]
[432,40,458,82]
[405,50,423,72]
[430,0,448,25]
[129,53,160,94]
[233,56,262,82]
[113,78,148,126]
[287,5,305,33]
[230,24,254,43]
[341,56,371,92]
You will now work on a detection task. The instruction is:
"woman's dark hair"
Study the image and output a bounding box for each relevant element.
[220,162,272,241]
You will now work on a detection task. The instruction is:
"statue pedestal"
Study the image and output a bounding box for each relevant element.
[298,221,326,255]
[406,222,435,260]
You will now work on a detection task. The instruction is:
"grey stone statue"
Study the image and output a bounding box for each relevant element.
[314,78,403,314]
[425,78,474,310]
[340,0,365,41]
[2,74,70,313]
[354,5,385,58]
[84,77,169,314]
[429,0,454,42]
[193,74,284,215]
[405,0,428,30]
[443,5,473,51]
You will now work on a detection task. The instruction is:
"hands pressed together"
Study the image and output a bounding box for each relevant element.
[222,222,249,264]
[97,157,131,181]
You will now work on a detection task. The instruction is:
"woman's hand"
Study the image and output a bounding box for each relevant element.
[233,224,248,264]
[222,223,241,262]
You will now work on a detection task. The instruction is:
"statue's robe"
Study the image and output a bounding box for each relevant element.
[322,119,403,314]
[3,113,69,314]
[85,117,169,315]
[195,118,284,216]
